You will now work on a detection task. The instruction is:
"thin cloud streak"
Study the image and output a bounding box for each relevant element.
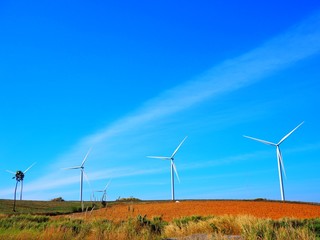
[80,10,320,149]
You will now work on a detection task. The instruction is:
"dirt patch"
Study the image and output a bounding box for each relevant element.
[72,200,320,222]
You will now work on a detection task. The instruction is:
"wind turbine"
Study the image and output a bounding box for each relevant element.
[244,122,304,201]
[147,136,187,201]
[6,162,36,211]
[64,148,92,211]
[95,180,111,202]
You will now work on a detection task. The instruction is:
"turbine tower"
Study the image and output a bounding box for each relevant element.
[64,148,92,211]
[244,122,304,201]
[147,136,187,201]
[7,162,36,211]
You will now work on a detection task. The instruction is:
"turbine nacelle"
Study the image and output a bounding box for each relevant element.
[64,148,91,171]
[15,171,24,181]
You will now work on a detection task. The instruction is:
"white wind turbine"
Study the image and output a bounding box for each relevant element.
[64,148,92,210]
[244,122,304,201]
[147,136,188,201]
[95,180,111,202]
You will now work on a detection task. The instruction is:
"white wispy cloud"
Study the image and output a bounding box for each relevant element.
[20,10,320,196]
[77,10,320,149]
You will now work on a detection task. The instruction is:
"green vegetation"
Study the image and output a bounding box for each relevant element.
[0,214,167,240]
[0,212,319,239]
[166,215,320,240]
[0,199,95,215]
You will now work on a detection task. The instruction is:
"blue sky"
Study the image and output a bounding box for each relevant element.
[1,1,320,203]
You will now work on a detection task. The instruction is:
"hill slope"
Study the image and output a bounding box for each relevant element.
[77,200,320,221]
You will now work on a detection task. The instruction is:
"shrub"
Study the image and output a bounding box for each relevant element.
[134,214,167,235]
[150,216,167,234]
[71,206,82,213]
[116,197,141,202]
[305,218,320,238]
[172,215,208,229]
[51,197,65,202]
[240,217,316,240]
[253,198,267,201]
[55,218,85,235]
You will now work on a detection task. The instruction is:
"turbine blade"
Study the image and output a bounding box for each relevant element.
[7,170,16,179]
[24,162,36,174]
[83,171,92,189]
[63,166,81,170]
[81,148,92,167]
[171,136,188,159]
[277,147,287,179]
[278,121,304,145]
[243,135,276,146]
[83,170,95,198]
[104,179,112,191]
[172,161,180,183]
[147,156,171,160]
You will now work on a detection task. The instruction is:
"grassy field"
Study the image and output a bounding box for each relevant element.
[0,199,319,239]
[0,199,97,215]
[0,212,319,239]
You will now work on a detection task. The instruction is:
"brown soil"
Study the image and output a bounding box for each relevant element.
[78,200,320,222]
